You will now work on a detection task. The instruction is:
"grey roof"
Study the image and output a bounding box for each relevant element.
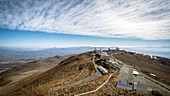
[118,65,133,81]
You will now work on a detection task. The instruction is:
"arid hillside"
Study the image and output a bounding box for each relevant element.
[111,50,170,86]
[0,55,69,94]
[0,52,147,96]
[1,50,169,96]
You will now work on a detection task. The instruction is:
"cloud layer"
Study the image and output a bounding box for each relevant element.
[0,0,170,40]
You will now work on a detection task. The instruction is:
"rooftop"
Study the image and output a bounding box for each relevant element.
[118,65,133,81]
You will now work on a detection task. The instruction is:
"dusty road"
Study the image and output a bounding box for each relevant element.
[49,55,103,92]
[110,54,170,96]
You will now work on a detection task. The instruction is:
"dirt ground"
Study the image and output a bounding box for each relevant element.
[0,55,69,95]
[111,50,170,86]
[1,51,165,96]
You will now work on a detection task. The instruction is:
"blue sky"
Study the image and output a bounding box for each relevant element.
[0,29,170,48]
[0,0,170,48]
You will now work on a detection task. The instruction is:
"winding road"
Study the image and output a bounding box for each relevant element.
[110,54,170,96]
[49,55,103,93]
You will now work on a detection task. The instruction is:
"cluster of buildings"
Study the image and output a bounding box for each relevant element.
[94,48,110,61]
[93,48,118,75]
[116,65,148,93]
[93,48,148,94]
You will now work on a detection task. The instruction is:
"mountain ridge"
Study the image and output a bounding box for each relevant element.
[0,50,169,95]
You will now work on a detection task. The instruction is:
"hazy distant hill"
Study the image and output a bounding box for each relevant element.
[0,46,169,62]
[121,46,170,59]
[0,55,68,88]
[0,47,97,61]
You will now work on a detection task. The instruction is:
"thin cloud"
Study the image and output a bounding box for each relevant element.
[0,0,170,40]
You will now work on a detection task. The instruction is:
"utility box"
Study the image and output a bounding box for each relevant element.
[133,82,138,90]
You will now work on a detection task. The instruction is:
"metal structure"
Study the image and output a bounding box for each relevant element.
[97,66,108,75]
[100,52,109,60]
[116,65,148,93]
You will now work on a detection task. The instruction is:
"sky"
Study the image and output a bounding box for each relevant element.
[0,0,170,48]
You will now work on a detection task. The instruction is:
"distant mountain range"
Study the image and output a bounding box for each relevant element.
[0,46,170,62]
[120,47,170,59]
[0,47,103,61]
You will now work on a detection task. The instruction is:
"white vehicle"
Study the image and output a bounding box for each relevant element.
[111,61,118,65]
[105,61,118,66]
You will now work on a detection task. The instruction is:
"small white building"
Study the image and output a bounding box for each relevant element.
[153,56,157,59]
[117,65,133,90]
[97,66,108,75]
[117,65,148,93]
[150,55,157,59]
[100,52,109,60]
[117,79,133,90]
[133,70,139,76]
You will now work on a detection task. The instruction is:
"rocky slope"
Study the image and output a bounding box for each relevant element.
[1,50,169,96]
[0,52,148,96]
[111,50,170,86]
[0,55,69,94]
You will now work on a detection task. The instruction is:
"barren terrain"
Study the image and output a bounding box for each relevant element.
[111,50,170,85]
[0,55,69,94]
[0,50,169,96]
